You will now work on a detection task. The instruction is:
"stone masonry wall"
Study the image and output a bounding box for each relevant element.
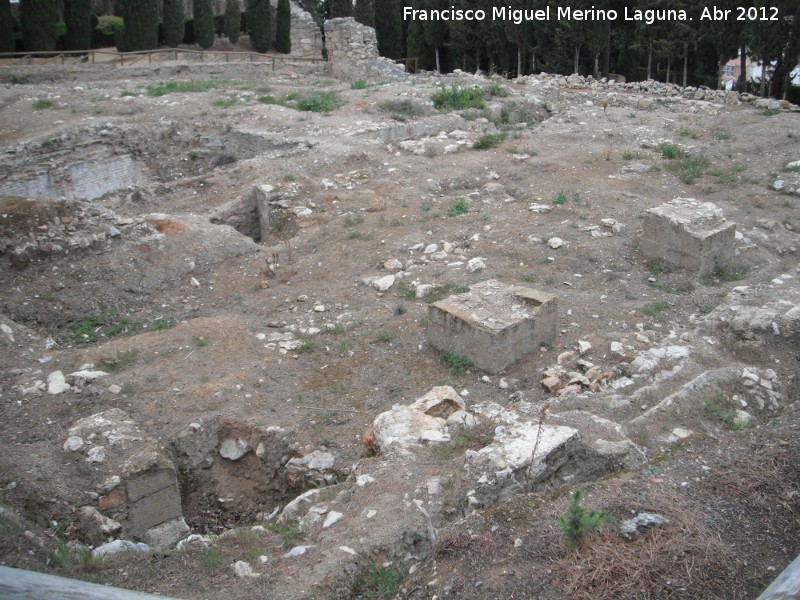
[324,17,405,80]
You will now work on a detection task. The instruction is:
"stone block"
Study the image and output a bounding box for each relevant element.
[427,280,557,373]
[639,198,736,277]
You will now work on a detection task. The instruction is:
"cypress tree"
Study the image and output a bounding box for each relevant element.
[0,0,15,53]
[374,0,402,59]
[121,0,158,52]
[19,0,58,52]
[64,0,91,51]
[330,0,352,18]
[249,0,271,53]
[353,0,374,28]
[275,0,291,54]
[162,0,185,48]
[224,0,241,44]
[194,0,215,49]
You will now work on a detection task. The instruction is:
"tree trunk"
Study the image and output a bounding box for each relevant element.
[646,35,653,79]
[434,46,441,73]
[760,60,766,97]
[573,44,580,74]
[666,57,670,84]
[594,53,600,79]
[738,44,746,92]
[683,42,688,87]
[602,22,610,78]
[517,44,522,78]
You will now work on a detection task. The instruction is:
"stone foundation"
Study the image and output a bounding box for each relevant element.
[639,198,736,277]
[427,280,558,374]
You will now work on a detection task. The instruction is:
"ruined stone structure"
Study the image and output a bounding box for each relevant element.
[639,198,736,277]
[324,17,405,79]
[427,280,558,374]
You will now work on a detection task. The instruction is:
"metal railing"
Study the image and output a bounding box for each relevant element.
[0,48,326,70]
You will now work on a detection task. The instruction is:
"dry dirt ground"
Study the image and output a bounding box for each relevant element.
[0,57,798,599]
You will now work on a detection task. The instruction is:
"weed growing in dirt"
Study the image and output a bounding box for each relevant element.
[679,128,700,139]
[703,261,748,285]
[212,97,238,108]
[33,99,55,110]
[552,190,568,205]
[715,130,733,140]
[432,85,485,111]
[420,202,432,212]
[151,318,175,331]
[376,331,394,343]
[447,199,469,217]
[707,164,745,185]
[296,339,316,353]
[659,143,683,159]
[760,108,780,116]
[194,336,208,347]
[646,258,665,276]
[623,150,644,160]
[473,133,506,150]
[351,80,367,90]
[146,80,223,97]
[70,311,142,344]
[395,303,407,315]
[344,214,365,227]
[351,562,404,599]
[258,91,341,112]
[642,300,670,316]
[441,350,471,376]
[268,521,306,549]
[198,548,225,572]
[100,349,138,373]
[47,538,101,569]
[627,112,637,118]
[377,99,426,121]
[559,489,607,548]
[487,82,510,97]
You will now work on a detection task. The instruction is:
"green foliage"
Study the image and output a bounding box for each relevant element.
[707,164,745,185]
[268,520,306,549]
[377,99,426,121]
[760,108,780,116]
[447,198,469,217]
[487,82,510,97]
[276,0,291,53]
[146,79,223,96]
[394,303,407,315]
[659,143,683,159]
[642,301,670,317]
[20,0,59,51]
[193,0,214,49]
[331,0,353,17]
[64,0,91,51]
[432,85,485,111]
[351,563,403,599]
[0,0,14,53]
[441,350,471,376]
[296,338,316,353]
[161,0,185,47]
[375,330,394,343]
[213,96,237,107]
[552,190,568,205]
[99,349,139,373]
[353,0,375,27]
[351,80,368,90]
[646,258,665,276]
[224,0,241,44]
[32,98,54,109]
[259,91,341,112]
[198,548,225,571]
[709,261,748,283]
[120,0,158,52]
[472,133,506,150]
[249,0,272,53]
[374,0,402,59]
[559,489,607,548]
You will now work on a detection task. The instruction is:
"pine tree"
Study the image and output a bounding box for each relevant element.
[194,0,215,49]
[353,0,374,27]
[249,0,272,53]
[224,0,242,44]
[0,0,16,53]
[64,0,91,51]
[275,0,291,53]
[19,0,58,52]
[374,0,402,58]
[120,0,158,52]
[162,0,185,48]
[330,0,352,18]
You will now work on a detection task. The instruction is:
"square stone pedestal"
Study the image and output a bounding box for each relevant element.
[427,280,557,373]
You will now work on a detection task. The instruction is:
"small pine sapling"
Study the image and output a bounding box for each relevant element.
[559,489,607,548]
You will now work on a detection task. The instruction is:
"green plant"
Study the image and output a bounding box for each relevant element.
[121,382,135,394]
[100,349,139,373]
[345,214,365,227]
[198,548,225,571]
[473,133,506,150]
[487,82,510,97]
[541,340,554,350]
[553,190,568,205]
[294,91,341,112]
[659,143,683,159]
[642,300,670,316]
[194,336,208,347]
[249,0,271,53]
[451,285,470,293]
[420,202,432,212]
[447,199,469,217]
[377,99,426,121]
[679,128,700,139]
[715,130,733,140]
[709,261,748,283]
[669,155,710,184]
[162,0,186,47]
[20,0,59,51]
[441,350,471,376]
[627,112,637,119]
[213,97,238,107]
[351,80,368,90]
[432,85,485,111]
[707,164,745,185]
[151,318,175,331]
[760,108,780,116]
[146,80,223,97]
[376,330,394,343]
[268,520,306,549]
[352,563,404,599]
[120,0,159,51]
[296,338,316,353]
[275,0,291,53]
[33,99,54,110]
[394,303,407,315]
[645,258,664,276]
[559,489,607,548]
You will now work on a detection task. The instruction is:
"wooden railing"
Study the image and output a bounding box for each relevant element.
[0,48,325,70]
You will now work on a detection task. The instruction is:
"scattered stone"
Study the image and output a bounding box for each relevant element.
[577,340,592,355]
[620,512,670,540]
[384,258,403,272]
[233,560,261,579]
[284,545,316,558]
[66,369,108,384]
[415,284,434,299]
[219,438,250,461]
[77,505,121,535]
[609,341,626,356]
[176,534,213,550]
[356,474,375,486]
[86,446,106,464]
[547,237,564,249]
[92,539,150,558]
[732,410,755,429]
[323,511,343,529]
[467,257,486,272]
[47,370,70,395]
[63,436,84,452]
[372,275,395,292]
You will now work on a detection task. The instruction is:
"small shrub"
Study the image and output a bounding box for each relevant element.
[296,339,316,353]
[487,82,510,97]
[268,520,305,549]
[420,202,432,212]
[377,99,426,121]
[212,97,237,107]
[646,257,665,275]
[659,143,683,159]
[33,99,55,110]
[710,261,748,283]
[447,199,469,217]
[432,85,485,111]
[352,563,403,599]
[394,303,407,315]
[642,300,670,316]
[559,489,607,548]
[376,331,394,343]
[679,128,700,139]
[552,190,568,205]
[293,91,340,112]
[472,133,506,150]
[760,108,780,116]
[351,79,367,90]
[441,350,471,376]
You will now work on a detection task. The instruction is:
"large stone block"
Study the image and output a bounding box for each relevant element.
[639,198,736,277]
[427,280,557,373]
